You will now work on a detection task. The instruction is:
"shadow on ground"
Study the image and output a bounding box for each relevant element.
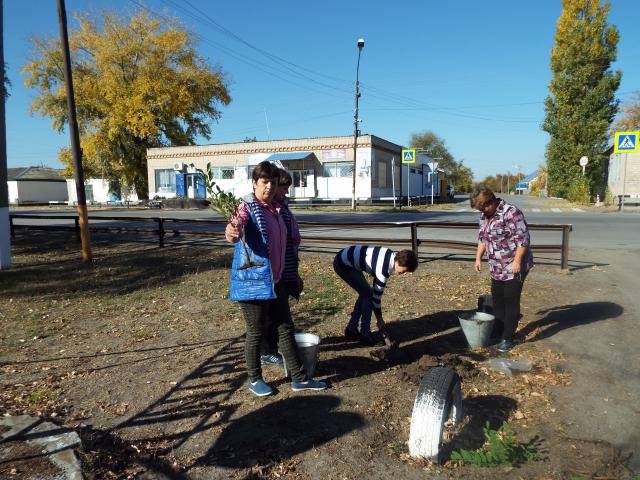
[2,231,231,298]
[111,336,246,449]
[319,309,488,388]
[193,395,364,469]
[520,301,624,342]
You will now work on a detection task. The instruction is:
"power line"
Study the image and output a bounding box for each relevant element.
[127,0,352,100]
[128,0,548,126]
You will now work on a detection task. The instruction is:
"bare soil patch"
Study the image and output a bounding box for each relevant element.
[0,231,635,479]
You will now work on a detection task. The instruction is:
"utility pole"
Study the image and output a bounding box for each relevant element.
[0,0,11,268]
[351,38,364,211]
[58,0,92,262]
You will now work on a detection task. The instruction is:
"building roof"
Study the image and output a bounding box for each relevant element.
[7,167,66,182]
[147,134,404,160]
[516,170,539,189]
[265,151,314,162]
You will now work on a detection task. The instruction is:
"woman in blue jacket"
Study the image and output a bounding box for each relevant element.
[225,161,326,397]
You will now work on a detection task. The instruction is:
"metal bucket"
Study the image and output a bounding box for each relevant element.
[458,311,495,348]
[283,332,320,378]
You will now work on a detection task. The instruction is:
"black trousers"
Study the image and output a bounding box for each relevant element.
[491,272,528,341]
[239,282,306,383]
[261,283,295,356]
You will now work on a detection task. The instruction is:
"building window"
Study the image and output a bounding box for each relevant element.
[212,167,235,180]
[84,184,94,202]
[155,169,176,193]
[292,170,308,187]
[323,162,353,177]
[377,161,388,188]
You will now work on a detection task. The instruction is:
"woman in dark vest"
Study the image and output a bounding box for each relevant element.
[225,161,326,396]
[260,168,303,366]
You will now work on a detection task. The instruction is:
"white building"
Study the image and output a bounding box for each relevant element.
[7,167,68,205]
[401,152,445,200]
[146,135,442,202]
[607,151,640,200]
[66,178,139,205]
[515,171,540,195]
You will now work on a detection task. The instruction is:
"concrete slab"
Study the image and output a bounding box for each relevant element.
[0,415,83,480]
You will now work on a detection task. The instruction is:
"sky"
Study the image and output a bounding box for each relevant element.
[3,0,640,180]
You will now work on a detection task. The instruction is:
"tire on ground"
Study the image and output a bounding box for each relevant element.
[408,366,463,462]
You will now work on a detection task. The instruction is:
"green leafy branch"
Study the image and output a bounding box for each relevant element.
[197,163,262,269]
[450,422,539,468]
[197,163,241,222]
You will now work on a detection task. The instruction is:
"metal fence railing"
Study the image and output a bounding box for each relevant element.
[9,214,572,269]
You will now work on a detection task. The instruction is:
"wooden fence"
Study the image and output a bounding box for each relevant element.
[9,214,572,269]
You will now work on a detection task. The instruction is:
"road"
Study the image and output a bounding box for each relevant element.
[11,195,640,251]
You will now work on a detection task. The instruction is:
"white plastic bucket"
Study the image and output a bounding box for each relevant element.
[458,311,495,348]
[283,332,320,378]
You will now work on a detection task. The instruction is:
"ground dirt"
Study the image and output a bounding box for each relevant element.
[0,231,636,479]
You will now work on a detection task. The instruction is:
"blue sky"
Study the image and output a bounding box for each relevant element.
[4,0,640,180]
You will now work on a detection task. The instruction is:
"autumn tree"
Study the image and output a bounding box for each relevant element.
[23,10,231,198]
[613,91,640,131]
[542,0,621,200]
[409,130,473,193]
[479,172,525,194]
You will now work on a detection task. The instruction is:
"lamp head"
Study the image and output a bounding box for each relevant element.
[357,38,365,49]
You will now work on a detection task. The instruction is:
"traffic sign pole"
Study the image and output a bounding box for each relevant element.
[391,157,396,209]
[407,164,410,207]
[401,149,416,207]
[579,156,588,176]
[622,153,628,212]
[613,132,637,209]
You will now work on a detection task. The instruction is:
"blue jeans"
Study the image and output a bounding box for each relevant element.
[333,256,373,334]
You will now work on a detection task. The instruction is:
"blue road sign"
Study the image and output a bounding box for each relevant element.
[614,131,639,153]
[401,149,416,164]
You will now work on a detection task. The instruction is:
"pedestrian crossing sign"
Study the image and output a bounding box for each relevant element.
[401,148,416,164]
[614,131,639,153]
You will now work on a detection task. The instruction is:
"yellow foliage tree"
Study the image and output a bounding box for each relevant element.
[23,10,231,198]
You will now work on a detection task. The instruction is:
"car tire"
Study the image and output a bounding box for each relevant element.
[408,366,463,462]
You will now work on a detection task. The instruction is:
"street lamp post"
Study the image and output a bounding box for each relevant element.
[351,38,364,211]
